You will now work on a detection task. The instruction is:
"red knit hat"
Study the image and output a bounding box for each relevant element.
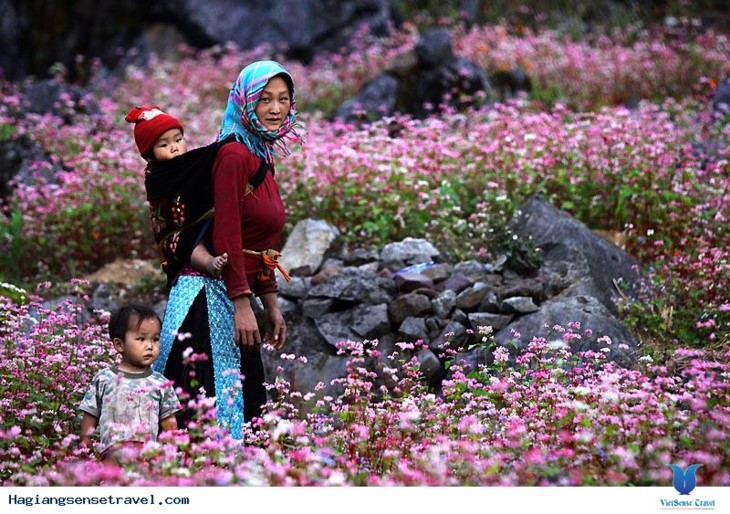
[125,106,184,156]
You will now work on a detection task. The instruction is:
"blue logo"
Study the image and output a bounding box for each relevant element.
[669,464,702,495]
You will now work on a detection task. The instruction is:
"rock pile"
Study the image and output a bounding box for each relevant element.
[263,195,642,408]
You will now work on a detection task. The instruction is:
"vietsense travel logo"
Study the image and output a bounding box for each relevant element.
[669,464,702,495]
[659,463,716,510]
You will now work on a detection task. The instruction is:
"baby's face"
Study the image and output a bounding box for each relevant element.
[152,128,187,160]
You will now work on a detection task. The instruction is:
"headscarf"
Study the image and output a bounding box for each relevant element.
[218,60,304,164]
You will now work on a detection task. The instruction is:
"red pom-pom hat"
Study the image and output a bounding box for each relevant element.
[125,106,184,156]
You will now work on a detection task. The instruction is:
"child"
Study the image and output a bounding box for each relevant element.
[125,106,228,279]
[79,304,181,460]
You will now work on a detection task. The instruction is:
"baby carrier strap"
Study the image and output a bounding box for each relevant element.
[245,157,271,196]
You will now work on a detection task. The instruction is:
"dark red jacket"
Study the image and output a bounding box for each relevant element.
[210,142,285,299]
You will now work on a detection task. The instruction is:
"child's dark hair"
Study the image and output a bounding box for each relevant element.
[108,304,161,341]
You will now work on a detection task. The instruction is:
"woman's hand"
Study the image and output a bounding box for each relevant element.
[232,295,260,350]
[261,293,287,349]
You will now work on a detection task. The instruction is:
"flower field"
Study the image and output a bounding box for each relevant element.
[0,21,728,485]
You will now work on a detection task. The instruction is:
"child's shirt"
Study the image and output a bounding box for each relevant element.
[79,366,181,453]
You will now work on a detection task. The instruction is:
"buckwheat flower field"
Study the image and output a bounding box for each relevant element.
[0,22,728,486]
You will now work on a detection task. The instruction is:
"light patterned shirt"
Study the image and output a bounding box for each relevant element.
[79,366,180,453]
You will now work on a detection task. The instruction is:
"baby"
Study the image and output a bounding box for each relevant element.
[126,106,227,277]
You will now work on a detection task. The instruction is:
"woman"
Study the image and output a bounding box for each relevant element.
[154,60,304,439]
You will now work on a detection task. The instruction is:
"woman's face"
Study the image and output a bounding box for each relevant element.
[255,76,291,132]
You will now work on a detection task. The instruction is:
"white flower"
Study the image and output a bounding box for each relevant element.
[272,419,293,440]
[573,386,591,396]
[602,390,619,404]
[327,471,346,485]
[493,346,510,363]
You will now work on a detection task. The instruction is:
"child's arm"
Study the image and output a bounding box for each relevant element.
[159,415,178,433]
[159,380,181,433]
[79,413,98,448]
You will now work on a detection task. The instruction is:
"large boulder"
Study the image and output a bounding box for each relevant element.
[175,0,393,62]
[279,219,339,276]
[512,195,639,314]
[336,73,400,122]
[0,0,395,82]
[0,134,60,202]
[337,27,491,122]
[494,294,639,360]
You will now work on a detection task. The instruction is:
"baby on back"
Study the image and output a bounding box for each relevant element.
[126,106,227,278]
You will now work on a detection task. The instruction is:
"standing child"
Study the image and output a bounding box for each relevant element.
[125,106,228,281]
[79,304,181,460]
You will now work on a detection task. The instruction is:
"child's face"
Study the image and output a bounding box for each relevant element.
[255,76,291,132]
[152,128,187,161]
[113,316,161,372]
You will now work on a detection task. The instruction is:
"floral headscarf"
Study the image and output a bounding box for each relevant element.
[218,60,304,164]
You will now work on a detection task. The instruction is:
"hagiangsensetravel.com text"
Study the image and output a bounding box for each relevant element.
[7,494,190,507]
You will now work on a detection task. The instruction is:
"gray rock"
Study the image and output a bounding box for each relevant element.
[388,292,432,326]
[417,348,443,386]
[279,219,339,276]
[30,296,90,331]
[339,245,380,266]
[307,267,394,305]
[301,297,335,319]
[277,296,298,317]
[310,259,344,285]
[380,237,441,270]
[493,294,640,365]
[500,296,539,314]
[455,281,491,310]
[467,312,514,332]
[421,262,453,283]
[453,260,486,282]
[490,67,532,102]
[712,76,730,116]
[513,195,639,314]
[394,272,434,294]
[398,316,429,342]
[431,289,456,318]
[89,283,119,314]
[478,290,501,313]
[336,72,399,122]
[278,276,310,300]
[407,56,490,118]
[0,135,61,202]
[23,80,99,117]
[430,320,469,353]
[3,0,397,84]
[415,28,454,68]
[261,316,346,414]
[425,316,444,338]
[438,273,474,295]
[498,277,545,302]
[351,303,392,341]
[452,308,470,327]
[315,303,391,347]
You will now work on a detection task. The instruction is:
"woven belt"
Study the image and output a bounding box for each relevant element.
[243,249,291,282]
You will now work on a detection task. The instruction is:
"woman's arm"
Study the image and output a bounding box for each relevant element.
[260,292,286,349]
[232,295,261,350]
